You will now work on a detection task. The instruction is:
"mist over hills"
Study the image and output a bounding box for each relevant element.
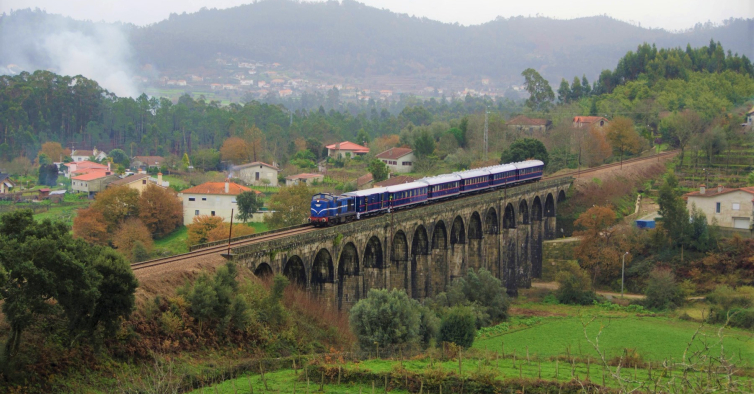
[2,0,753,92]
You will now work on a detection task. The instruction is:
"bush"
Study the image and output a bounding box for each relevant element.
[430,268,510,328]
[349,288,430,350]
[644,267,684,310]
[555,261,597,305]
[707,285,754,329]
[179,262,249,333]
[438,306,477,349]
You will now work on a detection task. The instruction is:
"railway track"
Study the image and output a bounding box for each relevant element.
[543,150,677,181]
[132,150,677,273]
[131,225,316,271]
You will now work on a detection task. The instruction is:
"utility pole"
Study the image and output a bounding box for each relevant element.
[484,107,489,161]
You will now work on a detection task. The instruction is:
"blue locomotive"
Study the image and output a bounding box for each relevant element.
[309,159,544,226]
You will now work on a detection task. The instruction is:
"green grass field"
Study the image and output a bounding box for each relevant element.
[154,226,189,255]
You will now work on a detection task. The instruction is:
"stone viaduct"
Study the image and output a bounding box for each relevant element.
[228,177,571,309]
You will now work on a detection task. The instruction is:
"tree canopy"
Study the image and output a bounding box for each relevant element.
[500,138,549,167]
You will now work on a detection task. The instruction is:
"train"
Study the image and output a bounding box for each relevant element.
[309,159,544,226]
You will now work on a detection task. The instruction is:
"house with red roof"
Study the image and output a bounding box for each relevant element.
[326,141,370,159]
[178,180,261,225]
[64,160,109,178]
[572,116,609,129]
[507,115,551,133]
[71,169,119,196]
[376,147,415,173]
[683,184,754,230]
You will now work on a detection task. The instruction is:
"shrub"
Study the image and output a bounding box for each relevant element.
[438,306,477,349]
[430,268,510,328]
[349,288,427,350]
[258,274,289,327]
[707,285,754,329]
[555,261,597,305]
[644,267,685,310]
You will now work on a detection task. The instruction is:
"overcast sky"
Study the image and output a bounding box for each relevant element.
[2,0,752,31]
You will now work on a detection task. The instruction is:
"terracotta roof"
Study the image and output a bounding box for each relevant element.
[232,161,280,171]
[376,148,413,160]
[374,175,417,188]
[72,170,111,181]
[684,186,754,199]
[133,156,164,166]
[285,173,323,180]
[508,115,549,126]
[325,141,370,153]
[357,173,373,187]
[181,181,251,195]
[573,116,608,124]
[108,173,150,186]
[65,160,107,169]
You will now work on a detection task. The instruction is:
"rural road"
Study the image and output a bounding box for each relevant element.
[531,281,646,300]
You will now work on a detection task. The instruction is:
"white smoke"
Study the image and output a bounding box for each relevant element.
[1,10,142,97]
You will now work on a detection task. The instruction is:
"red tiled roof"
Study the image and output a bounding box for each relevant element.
[573,116,608,124]
[325,141,370,153]
[357,173,373,187]
[684,186,754,198]
[376,148,413,160]
[374,175,417,188]
[72,170,111,181]
[285,173,323,180]
[508,115,549,126]
[181,182,251,195]
[65,160,107,169]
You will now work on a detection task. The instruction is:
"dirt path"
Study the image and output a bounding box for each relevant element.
[531,281,646,299]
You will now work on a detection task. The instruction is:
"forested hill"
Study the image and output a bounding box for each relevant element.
[129,0,754,82]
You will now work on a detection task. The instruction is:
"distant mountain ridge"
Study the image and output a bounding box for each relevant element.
[3,1,753,87]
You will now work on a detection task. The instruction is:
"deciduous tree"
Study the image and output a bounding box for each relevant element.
[521,68,555,111]
[235,191,263,223]
[207,223,255,242]
[73,207,110,245]
[573,205,633,285]
[368,159,389,182]
[112,218,154,262]
[264,183,312,229]
[138,184,183,238]
[500,138,549,167]
[220,137,250,165]
[349,288,423,350]
[187,215,224,247]
[605,116,642,167]
[91,186,140,233]
[583,127,612,166]
[39,141,69,163]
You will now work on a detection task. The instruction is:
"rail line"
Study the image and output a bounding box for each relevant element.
[131,225,316,271]
[543,150,677,181]
[132,150,677,273]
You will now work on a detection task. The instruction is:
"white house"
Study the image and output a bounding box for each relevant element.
[285,173,324,186]
[0,173,15,194]
[683,184,754,229]
[326,141,370,159]
[376,148,415,173]
[179,180,260,225]
[71,147,107,162]
[231,162,280,186]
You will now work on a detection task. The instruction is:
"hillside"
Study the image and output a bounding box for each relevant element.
[2,1,753,88]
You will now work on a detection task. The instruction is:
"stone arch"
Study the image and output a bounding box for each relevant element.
[390,230,409,294]
[557,189,567,203]
[518,199,530,225]
[253,262,273,278]
[311,249,334,294]
[484,207,499,234]
[531,196,543,222]
[503,203,516,229]
[337,242,360,310]
[544,193,555,217]
[432,221,448,250]
[363,235,385,295]
[411,225,430,299]
[468,212,483,240]
[450,216,466,245]
[283,255,306,287]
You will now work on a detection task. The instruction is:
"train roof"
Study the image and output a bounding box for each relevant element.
[342,187,389,197]
[418,173,462,186]
[512,160,545,169]
[454,168,491,179]
[386,181,429,193]
[487,163,517,173]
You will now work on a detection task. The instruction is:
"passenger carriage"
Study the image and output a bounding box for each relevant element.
[455,168,492,193]
[419,174,461,201]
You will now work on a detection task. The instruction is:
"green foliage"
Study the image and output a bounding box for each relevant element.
[438,306,477,349]
[500,138,549,167]
[431,268,510,328]
[190,149,221,171]
[235,191,263,223]
[706,285,754,329]
[179,262,248,333]
[0,209,137,364]
[108,149,130,166]
[413,129,436,157]
[37,163,58,186]
[368,159,389,182]
[555,261,597,305]
[521,68,555,111]
[290,149,317,168]
[131,240,151,263]
[349,288,427,350]
[657,172,716,252]
[643,268,684,311]
[258,274,289,327]
[181,153,190,169]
